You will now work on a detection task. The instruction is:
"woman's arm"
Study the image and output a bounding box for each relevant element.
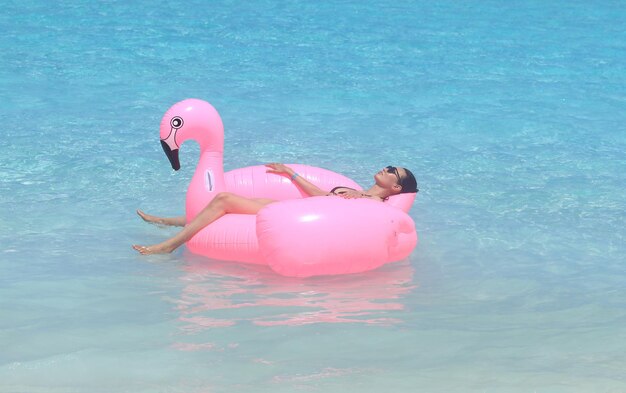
[265,163,328,197]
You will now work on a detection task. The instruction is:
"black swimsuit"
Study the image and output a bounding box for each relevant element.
[329,186,388,201]
[329,186,357,195]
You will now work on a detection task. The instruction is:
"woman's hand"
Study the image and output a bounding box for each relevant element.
[266,163,327,197]
[335,190,380,200]
[337,190,365,199]
[265,163,295,176]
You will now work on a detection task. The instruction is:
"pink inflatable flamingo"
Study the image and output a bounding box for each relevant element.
[159,99,417,277]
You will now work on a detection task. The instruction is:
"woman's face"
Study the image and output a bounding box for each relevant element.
[375,166,405,190]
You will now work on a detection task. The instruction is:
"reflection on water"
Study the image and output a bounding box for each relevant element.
[171,254,416,334]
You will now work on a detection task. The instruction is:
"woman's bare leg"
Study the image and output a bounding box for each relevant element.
[137,210,186,227]
[132,193,275,255]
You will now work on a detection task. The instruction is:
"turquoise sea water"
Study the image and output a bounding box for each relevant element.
[1,1,625,392]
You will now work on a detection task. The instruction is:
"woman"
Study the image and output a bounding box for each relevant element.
[133,163,418,255]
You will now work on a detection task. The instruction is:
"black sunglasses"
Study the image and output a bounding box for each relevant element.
[385,166,403,186]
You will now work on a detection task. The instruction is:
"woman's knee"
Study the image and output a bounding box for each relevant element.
[212,192,234,205]
[213,192,238,207]
[215,192,231,200]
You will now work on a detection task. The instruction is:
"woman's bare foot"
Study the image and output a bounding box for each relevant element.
[132,243,175,255]
[137,209,166,225]
[137,210,186,227]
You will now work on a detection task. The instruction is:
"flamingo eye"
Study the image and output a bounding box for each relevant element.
[170,116,184,129]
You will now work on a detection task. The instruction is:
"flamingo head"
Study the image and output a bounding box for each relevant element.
[159,99,224,171]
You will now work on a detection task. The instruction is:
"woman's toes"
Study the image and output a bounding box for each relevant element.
[132,244,148,254]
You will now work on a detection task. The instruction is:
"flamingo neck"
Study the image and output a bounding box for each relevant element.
[185,150,226,220]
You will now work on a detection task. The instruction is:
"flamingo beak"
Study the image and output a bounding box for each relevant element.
[161,140,180,171]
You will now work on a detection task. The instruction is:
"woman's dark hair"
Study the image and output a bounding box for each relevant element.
[400,168,418,193]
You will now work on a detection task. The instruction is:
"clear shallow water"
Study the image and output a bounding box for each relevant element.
[1,1,625,392]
